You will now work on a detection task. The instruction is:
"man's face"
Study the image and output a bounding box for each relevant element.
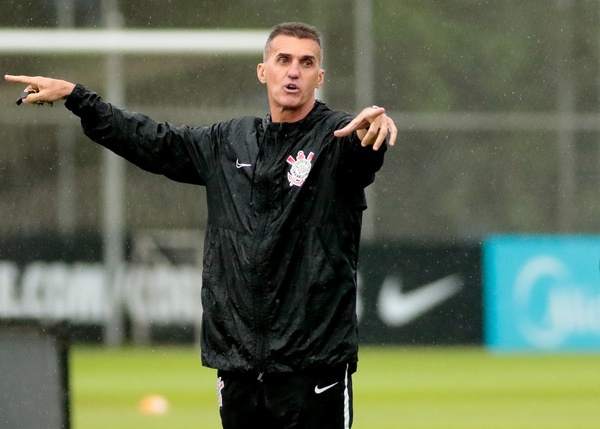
[257,35,325,121]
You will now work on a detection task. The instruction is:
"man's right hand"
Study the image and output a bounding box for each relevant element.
[4,75,76,105]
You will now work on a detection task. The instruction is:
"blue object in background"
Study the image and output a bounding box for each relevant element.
[484,235,600,352]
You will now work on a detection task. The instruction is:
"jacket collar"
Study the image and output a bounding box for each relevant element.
[261,100,328,132]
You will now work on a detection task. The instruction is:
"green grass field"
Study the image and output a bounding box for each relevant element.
[70,346,600,428]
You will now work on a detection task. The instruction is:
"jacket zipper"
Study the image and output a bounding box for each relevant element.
[252,214,269,373]
[251,128,270,373]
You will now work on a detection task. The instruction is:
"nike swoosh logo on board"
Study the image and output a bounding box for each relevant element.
[236,159,252,168]
[314,382,338,394]
[377,274,463,326]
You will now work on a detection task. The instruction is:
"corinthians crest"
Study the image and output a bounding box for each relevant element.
[286,150,315,187]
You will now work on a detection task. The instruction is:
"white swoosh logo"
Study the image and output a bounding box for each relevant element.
[236,159,252,168]
[377,274,463,326]
[314,382,338,394]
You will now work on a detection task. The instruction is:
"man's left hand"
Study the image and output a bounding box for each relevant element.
[334,106,397,151]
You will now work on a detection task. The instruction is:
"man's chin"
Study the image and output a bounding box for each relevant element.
[269,94,316,120]
[277,95,313,110]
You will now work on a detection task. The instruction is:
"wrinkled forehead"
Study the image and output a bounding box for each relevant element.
[264,35,323,65]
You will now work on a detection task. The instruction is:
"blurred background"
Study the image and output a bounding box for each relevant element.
[2,0,599,242]
[1,0,599,346]
[2,1,600,428]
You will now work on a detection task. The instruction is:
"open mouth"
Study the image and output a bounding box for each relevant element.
[285,83,299,91]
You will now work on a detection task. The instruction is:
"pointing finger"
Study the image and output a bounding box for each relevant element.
[333,113,370,137]
[334,107,385,138]
[4,74,36,85]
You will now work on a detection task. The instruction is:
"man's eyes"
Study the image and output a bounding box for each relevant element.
[276,57,314,67]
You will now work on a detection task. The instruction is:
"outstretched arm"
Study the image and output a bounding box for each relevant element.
[4,74,76,104]
[5,74,208,185]
[333,106,397,151]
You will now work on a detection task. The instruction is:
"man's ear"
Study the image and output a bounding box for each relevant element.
[257,63,266,84]
[316,69,325,88]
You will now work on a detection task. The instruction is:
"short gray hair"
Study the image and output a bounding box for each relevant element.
[264,22,323,63]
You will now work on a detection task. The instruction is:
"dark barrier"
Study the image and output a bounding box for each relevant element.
[0,320,70,429]
[0,235,483,345]
[358,242,482,345]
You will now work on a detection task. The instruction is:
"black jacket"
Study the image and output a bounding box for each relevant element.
[66,84,387,372]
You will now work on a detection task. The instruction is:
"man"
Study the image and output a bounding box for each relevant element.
[6,22,396,429]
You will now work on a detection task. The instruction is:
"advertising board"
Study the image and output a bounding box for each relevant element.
[0,236,483,345]
[484,235,600,351]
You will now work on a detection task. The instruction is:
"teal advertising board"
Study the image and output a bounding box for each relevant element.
[484,236,600,351]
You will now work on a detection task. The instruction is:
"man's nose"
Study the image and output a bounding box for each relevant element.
[287,61,300,78]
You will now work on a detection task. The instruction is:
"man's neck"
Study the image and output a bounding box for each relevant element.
[269,101,315,123]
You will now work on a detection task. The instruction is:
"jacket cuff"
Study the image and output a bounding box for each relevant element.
[64,83,90,115]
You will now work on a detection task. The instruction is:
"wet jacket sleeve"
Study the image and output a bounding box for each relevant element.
[64,83,216,185]
[337,122,387,188]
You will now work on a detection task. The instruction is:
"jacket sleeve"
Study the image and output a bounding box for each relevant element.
[64,83,216,185]
[337,119,387,189]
